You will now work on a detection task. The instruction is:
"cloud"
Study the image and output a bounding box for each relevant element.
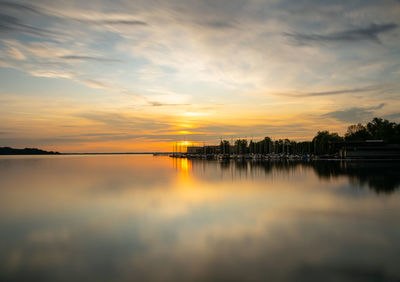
[370,103,386,110]
[276,85,381,97]
[27,69,73,79]
[383,112,400,120]
[148,101,190,107]
[0,1,42,14]
[323,103,386,123]
[0,1,147,29]
[4,45,25,60]
[97,20,147,26]
[83,79,112,90]
[0,13,51,36]
[199,21,235,29]
[60,55,121,63]
[77,111,171,132]
[286,23,398,45]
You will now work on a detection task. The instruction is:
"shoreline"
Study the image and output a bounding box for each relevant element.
[169,153,400,161]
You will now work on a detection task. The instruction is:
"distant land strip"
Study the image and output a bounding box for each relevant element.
[0,147,172,155]
[0,147,60,155]
[63,152,171,155]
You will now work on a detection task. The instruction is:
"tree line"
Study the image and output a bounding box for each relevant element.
[217,117,400,156]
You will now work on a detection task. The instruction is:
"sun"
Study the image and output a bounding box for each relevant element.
[179,141,192,146]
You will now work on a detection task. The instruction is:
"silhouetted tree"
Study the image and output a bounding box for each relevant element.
[312,131,343,155]
[345,117,400,143]
[249,140,255,154]
[219,140,230,154]
[345,123,371,141]
[234,139,248,154]
[366,117,397,141]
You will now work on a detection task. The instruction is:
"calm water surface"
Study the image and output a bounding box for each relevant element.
[0,155,400,282]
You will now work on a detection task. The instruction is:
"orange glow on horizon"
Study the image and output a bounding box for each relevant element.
[1,94,354,153]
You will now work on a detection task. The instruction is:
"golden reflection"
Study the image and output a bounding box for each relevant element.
[173,157,193,184]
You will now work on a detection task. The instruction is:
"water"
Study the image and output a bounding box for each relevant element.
[0,155,399,282]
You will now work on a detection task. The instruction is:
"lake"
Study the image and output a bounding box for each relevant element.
[0,155,400,282]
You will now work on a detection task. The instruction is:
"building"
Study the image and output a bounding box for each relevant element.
[186,145,220,154]
[339,140,400,159]
[187,146,204,154]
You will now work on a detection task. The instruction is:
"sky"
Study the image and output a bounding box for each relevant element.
[0,0,399,152]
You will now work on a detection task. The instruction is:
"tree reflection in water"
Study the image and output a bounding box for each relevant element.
[184,159,400,194]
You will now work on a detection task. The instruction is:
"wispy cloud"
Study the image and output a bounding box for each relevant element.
[77,111,172,132]
[0,14,51,37]
[384,112,400,120]
[0,1,42,15]
[83,79,112,90]
[3,45,25,60]
[199,20,235,29]
[323,103,386,123]
[286,23,398,45]
[148,101,190,107]
[95,20,147,26]
[275,85,381,98]
[60,55,121,63]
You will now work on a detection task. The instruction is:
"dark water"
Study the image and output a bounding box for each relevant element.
[0,155,400,282]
